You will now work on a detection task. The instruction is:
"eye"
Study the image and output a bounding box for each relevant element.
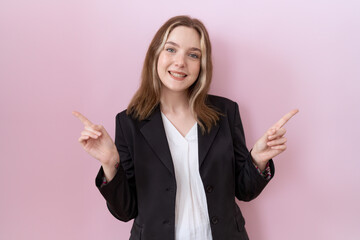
[189,53,200,59]
[166,48,175,53]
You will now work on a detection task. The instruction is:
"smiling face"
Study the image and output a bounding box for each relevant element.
[157,26,202,95]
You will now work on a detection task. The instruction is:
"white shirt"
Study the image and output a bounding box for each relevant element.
[161,112,213,240]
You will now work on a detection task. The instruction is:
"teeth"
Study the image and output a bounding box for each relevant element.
[170,71,186,78]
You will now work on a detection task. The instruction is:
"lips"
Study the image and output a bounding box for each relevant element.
[168,71,187,80]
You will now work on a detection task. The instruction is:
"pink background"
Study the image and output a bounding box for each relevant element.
[1,0,359,239]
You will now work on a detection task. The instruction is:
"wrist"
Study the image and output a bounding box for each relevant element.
[101,148,119,166]
[250,151,267,171]
[101,151,120,182]
[102,154,119,169]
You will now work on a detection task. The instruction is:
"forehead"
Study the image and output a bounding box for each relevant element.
[166,26,201,49]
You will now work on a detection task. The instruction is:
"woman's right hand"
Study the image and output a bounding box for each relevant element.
[72,111,119,168]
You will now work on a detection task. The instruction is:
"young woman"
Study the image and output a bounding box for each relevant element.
[73,15,298,240]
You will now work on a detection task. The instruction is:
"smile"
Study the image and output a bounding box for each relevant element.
[169,71,187,79]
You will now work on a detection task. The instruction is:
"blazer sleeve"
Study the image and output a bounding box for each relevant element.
[95,112,137,222]
[231,102,275,202]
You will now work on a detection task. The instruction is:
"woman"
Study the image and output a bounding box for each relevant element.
[73,15,298,240]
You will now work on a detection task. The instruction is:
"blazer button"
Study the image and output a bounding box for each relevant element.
[211,216,219,225]
[206,185,213,193]
[163,220,170,225]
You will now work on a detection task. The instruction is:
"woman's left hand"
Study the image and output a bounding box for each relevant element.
[251,109,299,171]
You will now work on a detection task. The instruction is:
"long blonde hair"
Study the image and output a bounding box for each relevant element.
[127,15,220,134]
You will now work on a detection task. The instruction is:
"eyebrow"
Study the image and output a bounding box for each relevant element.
[165,41,201,52]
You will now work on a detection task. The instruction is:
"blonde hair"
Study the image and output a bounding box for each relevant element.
[127,15,220,134]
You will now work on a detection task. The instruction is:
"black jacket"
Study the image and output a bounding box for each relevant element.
[96,95,274,240]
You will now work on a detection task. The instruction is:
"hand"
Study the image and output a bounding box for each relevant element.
[251,109,299,170]
[72,111,119,166]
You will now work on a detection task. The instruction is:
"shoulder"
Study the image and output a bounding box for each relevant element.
[115,108,152,130]
[207,94,236,105]
[206,94,238,115]
[115,95,239,121]
[116,109,128,121]
[115,109,137,128]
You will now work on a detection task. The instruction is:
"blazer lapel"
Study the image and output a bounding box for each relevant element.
[140,104,221,173]
[140,105,175,175]
[198,121,220,168]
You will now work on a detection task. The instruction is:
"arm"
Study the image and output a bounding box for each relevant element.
[95,113,138,222]
[73,110,137,221]
[232,102,298,201]
[231,102,275,201]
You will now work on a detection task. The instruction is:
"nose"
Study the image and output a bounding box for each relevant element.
[174,53,185,68]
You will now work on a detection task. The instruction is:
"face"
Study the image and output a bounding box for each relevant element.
[157,26,201,95]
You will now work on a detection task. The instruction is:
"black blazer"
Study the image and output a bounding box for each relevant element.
[96,95,275,240]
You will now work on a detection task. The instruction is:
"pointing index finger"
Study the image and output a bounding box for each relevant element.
[273,109,299,130]
[72,111,93,126]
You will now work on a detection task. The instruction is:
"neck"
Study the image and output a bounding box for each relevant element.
[160,89,190,114]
